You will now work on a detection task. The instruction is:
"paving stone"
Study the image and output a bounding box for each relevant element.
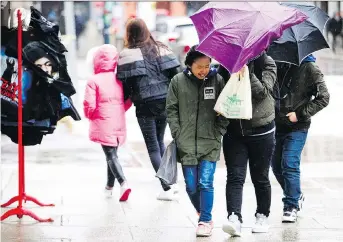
[1,224,132,241]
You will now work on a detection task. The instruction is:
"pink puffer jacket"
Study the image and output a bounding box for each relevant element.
[83,44,132,147]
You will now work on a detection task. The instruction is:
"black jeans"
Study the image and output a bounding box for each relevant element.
[332,34,338,52]
[102,145,126,187]
[137,116,171,191]
[223,132,275,222]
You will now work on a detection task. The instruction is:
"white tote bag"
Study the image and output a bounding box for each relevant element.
[214,65,252,119]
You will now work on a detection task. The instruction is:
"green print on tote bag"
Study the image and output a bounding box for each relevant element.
[214,65,252,120]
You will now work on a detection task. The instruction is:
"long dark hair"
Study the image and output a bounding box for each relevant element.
[124,18,168,59]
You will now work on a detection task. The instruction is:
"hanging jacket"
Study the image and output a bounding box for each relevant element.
[166,68,230,165]
[116,44,180,104]
[217,52,277,136]
[22,40,76,97]
[3,7,75,97]
[29,6,68,54]
[275,55,330,132]
[83,44,132,147]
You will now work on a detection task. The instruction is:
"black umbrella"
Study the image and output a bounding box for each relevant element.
[267,3,330,66]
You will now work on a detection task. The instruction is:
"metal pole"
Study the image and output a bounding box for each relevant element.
[63,1,79,107]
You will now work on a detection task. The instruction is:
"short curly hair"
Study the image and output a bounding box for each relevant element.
[184,45,211,66]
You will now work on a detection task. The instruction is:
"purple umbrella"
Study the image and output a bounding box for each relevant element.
[190,2,308,74]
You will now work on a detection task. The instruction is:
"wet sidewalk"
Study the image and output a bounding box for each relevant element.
[1,161,343,241]
[1,55,342,241]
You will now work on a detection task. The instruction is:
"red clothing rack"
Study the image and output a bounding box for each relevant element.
[1,9,55,223]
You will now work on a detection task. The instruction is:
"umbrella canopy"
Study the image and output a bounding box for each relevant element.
[190,2,308,74]
[267,3,330,66]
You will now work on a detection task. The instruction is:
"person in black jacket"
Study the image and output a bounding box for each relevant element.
[327,12,343,53]
[117,18,180,201]
[272,54,330,223]
[218,52,277,236]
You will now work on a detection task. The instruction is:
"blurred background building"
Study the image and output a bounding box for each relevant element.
[3,1,343,58]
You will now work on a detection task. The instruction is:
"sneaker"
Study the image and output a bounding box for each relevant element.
[222,212,242,237]
[196,221,213,237]
[282,208,298,223]
[119,182,131,202]
[298,193,305,212]
[171,184,179,194]
[252,213,269,233]
[157,189,177,201]
[105,186,113,198]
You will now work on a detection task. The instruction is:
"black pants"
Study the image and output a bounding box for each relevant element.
[102,145,126,187]
[137,116,171,191]
[332,34,338,52]
[223,132,275,222]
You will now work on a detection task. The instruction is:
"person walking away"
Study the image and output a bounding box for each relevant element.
[327,12,343,53]
[218,51,277,236]
[83,44,132,202]
[75,10,86,51]
[166,46,229,237]
[116,18,180,201]
[272,54,330,222]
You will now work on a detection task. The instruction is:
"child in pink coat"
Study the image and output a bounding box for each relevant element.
[83,44,132,201]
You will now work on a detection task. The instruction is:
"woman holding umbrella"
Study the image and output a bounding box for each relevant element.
[218,52,277,236]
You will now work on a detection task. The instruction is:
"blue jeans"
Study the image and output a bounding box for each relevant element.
[182,160,216,223]
[271,130,308,210]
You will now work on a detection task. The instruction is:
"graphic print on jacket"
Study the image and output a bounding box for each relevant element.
[83,45,132,147]
[166,71,229,166]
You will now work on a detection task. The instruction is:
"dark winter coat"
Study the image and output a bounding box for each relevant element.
[217,52,277,136]
[275,61,330,132]
[166,69,229,165]
[116,45,180,104]
[327,17,343,36]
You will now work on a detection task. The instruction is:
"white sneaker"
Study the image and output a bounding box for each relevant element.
[171,184,179,194]
[157,189,177,201]
[252,213,269,233]
[298,193,305,212]
[282,208,298,223]
[119,182,131,202]
[222,212,242,237]
[196,221,214,237]
[104,187,113,198]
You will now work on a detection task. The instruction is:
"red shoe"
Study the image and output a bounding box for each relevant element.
[119,183,131,202]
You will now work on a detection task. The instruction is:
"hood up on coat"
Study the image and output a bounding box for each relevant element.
[85,46,100,77]
[93,44,119,74]
[301,54,316,63]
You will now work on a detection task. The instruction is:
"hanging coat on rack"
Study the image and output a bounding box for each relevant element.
[2,6,76,97]
[1,6,81,146]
